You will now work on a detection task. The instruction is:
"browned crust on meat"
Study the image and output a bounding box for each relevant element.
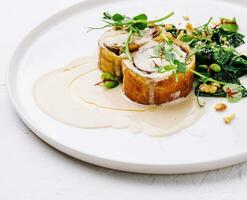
[122,39,195,105]
[122,67,151,104]
[98,46,124,79]
[153,68,194,104]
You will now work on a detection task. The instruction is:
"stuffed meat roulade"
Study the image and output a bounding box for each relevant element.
[122,39,195,105]
[98,26,161,80]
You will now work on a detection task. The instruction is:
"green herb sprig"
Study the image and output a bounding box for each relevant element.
[153,31,186,82]
[90,11,174,59]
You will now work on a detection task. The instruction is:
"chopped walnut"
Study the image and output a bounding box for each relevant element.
[164,24,173,30]
[177,32,185,40]
[186,23,195,35]
[212,82,221,88]
[212,21,219,28]
[215,103,227,112]
[199,83,218,94]
[183,16,190,21]
[224,114,235,124]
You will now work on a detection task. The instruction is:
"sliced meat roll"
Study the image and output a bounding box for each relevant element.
[98,27,160,80]
[122,39,195,105]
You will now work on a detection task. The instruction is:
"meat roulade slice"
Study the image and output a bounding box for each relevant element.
[98,27,161,80]
[122,39,195,105]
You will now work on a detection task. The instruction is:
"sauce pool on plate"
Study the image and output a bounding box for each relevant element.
[33,56,204,136]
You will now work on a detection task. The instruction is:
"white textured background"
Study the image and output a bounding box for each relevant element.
[1,0,247,199]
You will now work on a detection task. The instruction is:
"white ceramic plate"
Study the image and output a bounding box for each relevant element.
[7,0,247,174]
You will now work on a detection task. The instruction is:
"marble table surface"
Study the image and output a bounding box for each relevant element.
[1,0,247,199]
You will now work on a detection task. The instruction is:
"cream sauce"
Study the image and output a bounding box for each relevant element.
[33,56,204,136]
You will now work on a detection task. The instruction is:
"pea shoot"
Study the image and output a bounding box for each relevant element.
[90,11,174,59]
[152,31,187,82]
[91,11,174,90]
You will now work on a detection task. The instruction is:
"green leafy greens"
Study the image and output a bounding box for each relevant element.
[187,18,246,102]
[162,17,247,103]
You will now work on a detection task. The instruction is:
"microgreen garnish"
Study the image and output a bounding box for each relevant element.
[174,59,186,73]
[180,34,194,43]
[195,17,213,30]
[153,50,186,81]
[90,11,174,59]
[157,65,177,73]
[196,88,205,108]
[188,68,227,85]
[152,31,187,82]
[124,29,133,60]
